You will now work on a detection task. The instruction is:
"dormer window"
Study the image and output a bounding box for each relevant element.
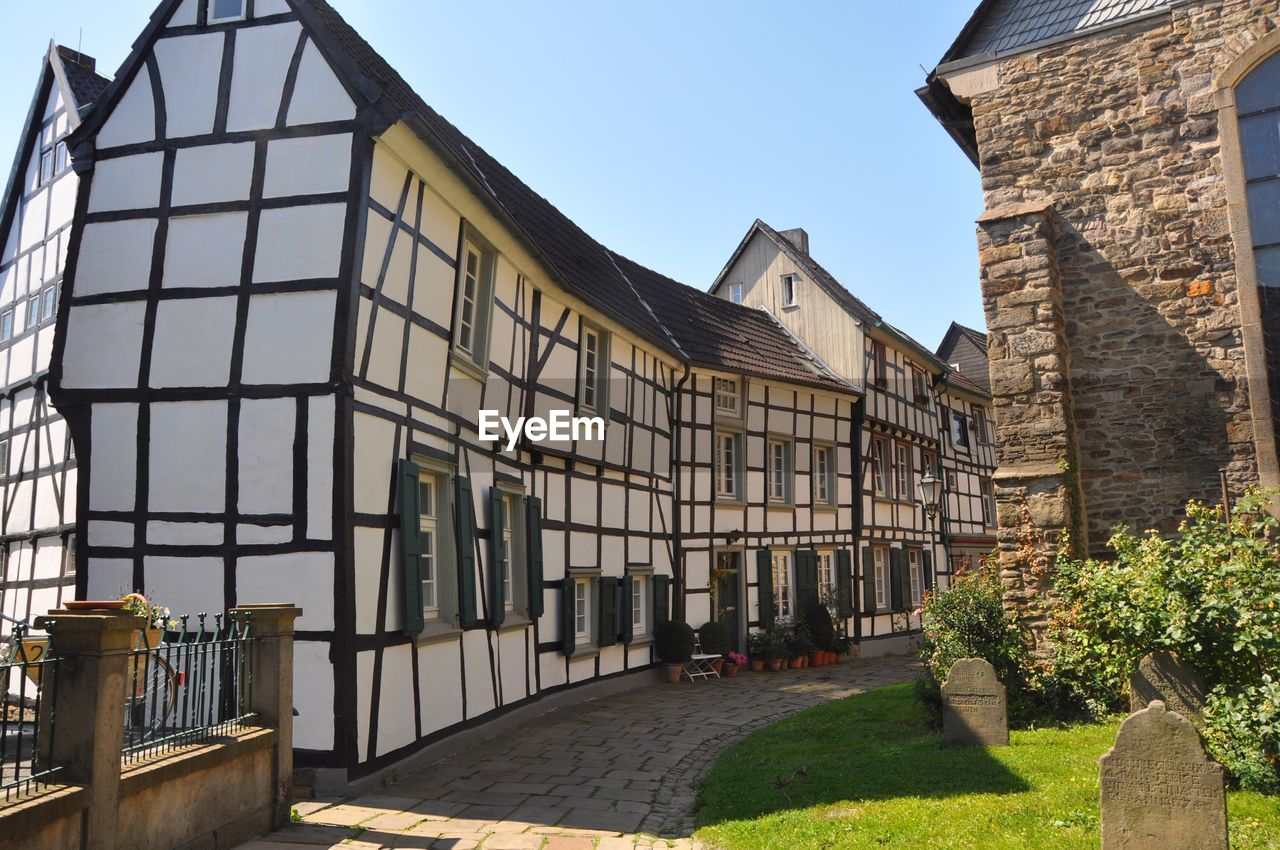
[714,377,740,416]
[210,0,246,22]
[780,274,798,308]
[728,283,743,304]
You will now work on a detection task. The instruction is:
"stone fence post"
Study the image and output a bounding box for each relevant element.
[977,201,1087,656]
[34,608,145,850]
[231,603,302,829]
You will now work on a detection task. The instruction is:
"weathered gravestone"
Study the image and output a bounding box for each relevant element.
[1100,700,1227,850]
[941,657,1008,746]
[1129,651,1207,725]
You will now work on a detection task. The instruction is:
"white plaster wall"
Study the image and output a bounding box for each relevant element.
[240,291,336,384]
[163,213,248,288]
[87,153,164,213]
[172,143,255,206]
[236,551,334,630]
[286,41,356,126]
[237,397,294,514]
[226,21,302,131]
[61,302,146,388]
[96,72,155,150]
[75,220,157,296]
[264,134,352,197]
[252,203,346,282]
[148,400,228,513]
[149,296,237,387]
[154,33,224,139]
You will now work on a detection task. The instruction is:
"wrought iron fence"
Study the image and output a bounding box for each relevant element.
[0,621,61,802]
[121,611,255,764]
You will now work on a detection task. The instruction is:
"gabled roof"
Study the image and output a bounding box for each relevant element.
[936,321,987,358]
[0,44,110,263]
[73,0,852,397]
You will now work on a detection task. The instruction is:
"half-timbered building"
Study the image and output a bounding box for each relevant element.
[710,220,997,653]
[0,45,110,630]
[42,0,861,789]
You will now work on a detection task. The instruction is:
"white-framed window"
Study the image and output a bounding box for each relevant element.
[871,437,890,497]
[39,144,55,185]
[911,365,928,404]
[780,273,798,307]
[871,341,887,387]
[631,574,647,637]
[579,324,610,415]
[728,283,743,304]
[0,440,8,479]
[814,445,832,504]
[981,477,996,527]
[502,492,518,611]
[908,548,923,606]
[25,297,39,328]
[873,546,888,609]
[1,309,13,341]
[950,410,970,449]
[895,442,911,500]
[453,232,496,368]
[715,432,741,500]
[40,285,56,322]
[62,532,76,577]
[974,406,990,444]
[817,550,835,602]
[946,468,958,490]
[767,439,791,503]
[772,550,793,620]
[714,377,740,416]
[418,475,440,616]
[210,0,247,22]
[574,578,592,645]
[55,141,68,173]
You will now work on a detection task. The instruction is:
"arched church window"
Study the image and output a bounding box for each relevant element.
[1238,52,1280,285]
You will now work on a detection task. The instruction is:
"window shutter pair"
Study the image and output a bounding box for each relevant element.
[620,576,634,645]
[922,550,934,593]
[756,549,774,627]
[397,460,425,634]
[652,574,671,625]
[456,476,479,627]
[861,546,877,615]
[795,550,819,612]
[489,488,506,628]
[526,497,545,618]
[561,576,576,657]
[836,550,854,619]
[889,548,906,611]
[598,577,619,647]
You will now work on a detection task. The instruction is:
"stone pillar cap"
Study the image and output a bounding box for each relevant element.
[230,604,303,635]
[35,609,146,631]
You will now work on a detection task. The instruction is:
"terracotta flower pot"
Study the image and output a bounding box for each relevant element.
[767,659,783,672]
[789,657,803,669]
[751,659,765,672]
[711,658,724,675]
[809,651,823,667]
[662,663,683,684]
[724,663,739,678]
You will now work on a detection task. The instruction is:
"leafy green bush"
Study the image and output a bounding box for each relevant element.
[802,602,838,653]
[698,620,732,655]
[1049,489,1280,792]
[917,563,1034,723]
[762,625,790,660]
[654,620,695,664]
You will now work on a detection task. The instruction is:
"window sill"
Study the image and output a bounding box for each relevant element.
[765,501,794,511]
[497,614,531,633]
[414,619,463,646]
[626,635,653,648]
[812,504,839,513]
[449,349,489,383]
[568,645,600,660]
[714,497,746,507]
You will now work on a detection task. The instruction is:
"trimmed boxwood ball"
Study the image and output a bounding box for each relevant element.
[697,620,732,655]
[654,620,695,664]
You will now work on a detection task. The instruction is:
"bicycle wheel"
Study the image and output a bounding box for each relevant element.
[124,655,177,743]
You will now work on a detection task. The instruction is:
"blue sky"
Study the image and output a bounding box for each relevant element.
[0,1,982,348]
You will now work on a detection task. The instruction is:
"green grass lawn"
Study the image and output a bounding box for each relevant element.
[694,683,1280,849]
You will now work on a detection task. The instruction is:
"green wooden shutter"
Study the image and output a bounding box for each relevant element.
[756,549,774,627]
[455,476,478,628]
[889,548,905,611]
[795,550,819,612]
[526,497,544,618]
[598,577,619,647]
[397,460,424,634]
[621,576,634,645]
[561,576,576,656]
[861,546,877,615]
[653,574,671,625]
[489,488,506,628]
[922,550,934,593]
[836,549,854,619]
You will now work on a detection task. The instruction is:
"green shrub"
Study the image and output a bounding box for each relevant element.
[762,625,790,660]
[917,563,1033,723]
[698,620,732,655]
[802,602,838,653]
[1049,488,1280,792]
[654,620,695,664]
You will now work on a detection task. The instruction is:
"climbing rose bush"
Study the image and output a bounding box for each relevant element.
[1049,488,1280,792]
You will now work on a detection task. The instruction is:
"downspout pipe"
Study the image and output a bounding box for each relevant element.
[670,363,692,623]
[851,395,866,649]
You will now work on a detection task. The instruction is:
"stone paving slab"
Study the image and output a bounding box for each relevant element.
[238,656,917,850]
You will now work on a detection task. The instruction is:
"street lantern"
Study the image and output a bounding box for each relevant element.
[918,470,942,519]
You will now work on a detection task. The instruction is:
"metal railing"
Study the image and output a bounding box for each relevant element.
[0,620,61,803]
[122,612,255,764]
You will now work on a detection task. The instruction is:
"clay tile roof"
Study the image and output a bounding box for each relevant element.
[946,0,1172,63]
[296,0,853,394]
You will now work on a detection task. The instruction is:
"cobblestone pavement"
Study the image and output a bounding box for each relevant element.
[237,655,918,850]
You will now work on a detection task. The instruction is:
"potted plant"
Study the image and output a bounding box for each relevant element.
[723,651,747,678]
[121,592,176,649]
[747,632,768,672]
[803,603,836,667]
[787,629,812,669]
[698,621,732,675]
[654,620,695,684]
[764,626,788,671]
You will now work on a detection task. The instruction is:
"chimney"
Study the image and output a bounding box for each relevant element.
[779,227,809,256]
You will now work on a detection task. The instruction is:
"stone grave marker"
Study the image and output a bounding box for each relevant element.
[941,657,1008,746]
[1129,651,1207,724]
[1100,700,1227,850]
